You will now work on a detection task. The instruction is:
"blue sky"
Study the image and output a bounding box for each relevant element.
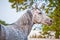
[0,0,26,24]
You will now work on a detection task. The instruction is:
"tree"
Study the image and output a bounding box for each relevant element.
[9,0,34,12]
[42,0,60,38]
[0,20,8,26]
[9,0,45,12]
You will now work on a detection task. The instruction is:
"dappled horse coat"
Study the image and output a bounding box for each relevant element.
[0,10,33,40]
[0,7,52,40]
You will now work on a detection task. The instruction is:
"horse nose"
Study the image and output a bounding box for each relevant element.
[50,20,52,22]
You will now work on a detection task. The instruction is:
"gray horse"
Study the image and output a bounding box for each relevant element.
[0,7,52,40]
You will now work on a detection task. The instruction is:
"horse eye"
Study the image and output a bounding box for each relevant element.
[39,13,42,14]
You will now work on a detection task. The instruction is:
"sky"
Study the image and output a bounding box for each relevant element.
[0,0,26,24]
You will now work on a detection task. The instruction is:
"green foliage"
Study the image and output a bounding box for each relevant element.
[42,0,60,38]
[42,25,50,32]
[0,20,8,26]
[9,0,15,3]
[9,0,34,12]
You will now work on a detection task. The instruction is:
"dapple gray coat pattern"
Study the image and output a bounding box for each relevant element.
[0,10,33,40]
[0,8,52,40]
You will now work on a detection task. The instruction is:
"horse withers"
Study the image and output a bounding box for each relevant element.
[0,7,52,40]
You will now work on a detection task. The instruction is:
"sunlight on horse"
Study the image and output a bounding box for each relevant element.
[0,5,52,40]
[32,7,52,25]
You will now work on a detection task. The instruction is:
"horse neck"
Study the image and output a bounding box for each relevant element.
[15,10,33,32]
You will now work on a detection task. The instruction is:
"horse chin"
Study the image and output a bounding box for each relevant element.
[47,22,52,26]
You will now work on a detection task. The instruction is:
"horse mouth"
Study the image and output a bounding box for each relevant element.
[47,22,52,26]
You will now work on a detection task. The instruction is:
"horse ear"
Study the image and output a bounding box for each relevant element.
[32,4,38,10]
[32,6,35,10]
[35,4,38,9]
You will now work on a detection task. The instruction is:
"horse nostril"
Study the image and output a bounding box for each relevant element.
[39,13,42,14]
[50,20,52,22]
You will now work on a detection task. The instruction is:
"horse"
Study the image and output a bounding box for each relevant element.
[0,7,52,40]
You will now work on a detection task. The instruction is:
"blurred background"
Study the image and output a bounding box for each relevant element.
[0,0,60,39]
